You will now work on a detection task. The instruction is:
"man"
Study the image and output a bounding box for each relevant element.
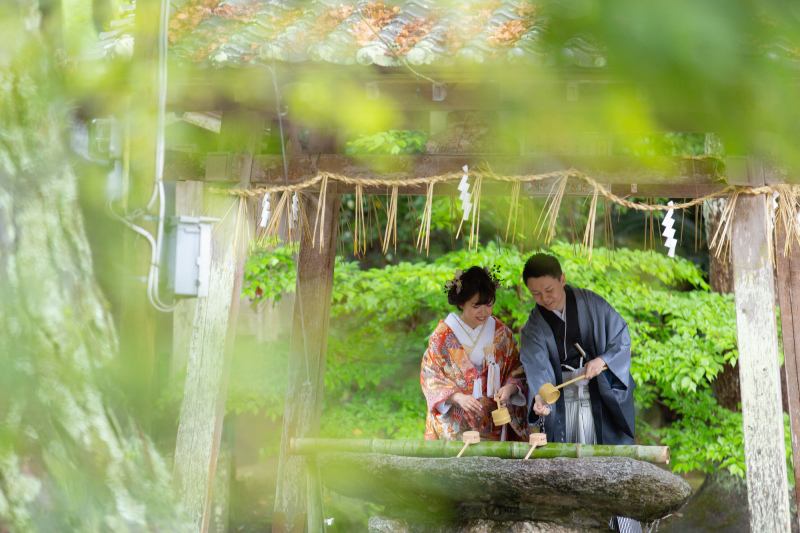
[519,253,639,532]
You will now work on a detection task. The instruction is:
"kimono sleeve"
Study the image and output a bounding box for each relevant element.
[420,333,461,413]
[519,317,556,413]
[590,293,633,388]
[500,330,527,407]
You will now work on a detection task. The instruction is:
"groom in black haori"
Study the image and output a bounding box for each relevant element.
[519,253,640,533]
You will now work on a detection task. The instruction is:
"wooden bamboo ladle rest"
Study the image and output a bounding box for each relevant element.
[537,366,607,404]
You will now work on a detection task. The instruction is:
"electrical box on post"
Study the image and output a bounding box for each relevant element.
[164,216,216,298]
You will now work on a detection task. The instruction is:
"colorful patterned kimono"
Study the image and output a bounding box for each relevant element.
[421,318,529,441]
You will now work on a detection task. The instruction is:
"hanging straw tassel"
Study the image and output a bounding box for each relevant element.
[312,174,329,251]
[354,183,366,256]
[382,186,399,255]
[537,173,568,245]
[505,180,521,243]
[416,181,436,254]
[710,189,741,261]
[775,185,800,256]
[468,175,483,251]
[582,187,600,261]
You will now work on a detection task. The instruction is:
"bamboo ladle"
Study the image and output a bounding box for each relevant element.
[456,430,481,457]
[524,433,547,460]
[537,344,606,404]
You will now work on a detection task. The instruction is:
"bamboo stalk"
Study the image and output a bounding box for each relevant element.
[291,438,670,464]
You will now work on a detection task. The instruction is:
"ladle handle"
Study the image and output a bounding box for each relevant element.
[554,366,608,391]
[456,442,470,458]
[524,444,538,460]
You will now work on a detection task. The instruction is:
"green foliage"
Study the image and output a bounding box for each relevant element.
[346,130,428,155]
[243,240,792,482]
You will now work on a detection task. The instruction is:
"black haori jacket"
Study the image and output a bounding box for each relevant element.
[519,286,637,445]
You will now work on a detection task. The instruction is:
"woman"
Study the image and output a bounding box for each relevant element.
[421,266,529,441]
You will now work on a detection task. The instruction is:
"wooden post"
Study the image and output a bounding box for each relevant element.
[172,110,265,532]
[731,191,791,532]
[776,228,800,513]
[273,191,341,533]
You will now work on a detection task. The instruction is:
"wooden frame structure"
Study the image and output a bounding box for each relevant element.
[150,69,800,533]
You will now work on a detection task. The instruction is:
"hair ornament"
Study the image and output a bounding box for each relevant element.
[444,269,464,294]
[486,265,502,289]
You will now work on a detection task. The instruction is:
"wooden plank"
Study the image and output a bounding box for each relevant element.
[172,110,265,533]
[776,228,800,503]
[273,192,341,533]
[731,190,791,532]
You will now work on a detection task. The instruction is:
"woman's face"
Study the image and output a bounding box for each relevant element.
[459,293,494,329]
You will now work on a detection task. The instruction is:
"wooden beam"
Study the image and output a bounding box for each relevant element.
[167,152,731,197]
[172,110,265,532]
[776,228,800,514]
[273,192,341,533]
[249,155,722,185]
[731,190,791,532]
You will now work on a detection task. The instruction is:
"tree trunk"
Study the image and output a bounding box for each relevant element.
[703,197,741,411]
[0,6,189,532]
[702,134,741,411]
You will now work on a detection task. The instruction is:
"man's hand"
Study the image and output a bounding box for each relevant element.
[584,357,607,380]
[533,394,551,416]
[494,384,518,408]
[451,392,483,415]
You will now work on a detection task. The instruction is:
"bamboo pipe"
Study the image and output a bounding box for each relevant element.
[290,438,670,464]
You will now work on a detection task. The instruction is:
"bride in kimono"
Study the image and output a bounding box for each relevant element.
[421,266,529,441]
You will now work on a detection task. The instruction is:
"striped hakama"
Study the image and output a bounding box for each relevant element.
[562,370,642,533]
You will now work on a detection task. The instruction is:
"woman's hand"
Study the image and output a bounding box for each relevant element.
[450,392,483,415]
[532,394,551,417]
[494,384,518,408]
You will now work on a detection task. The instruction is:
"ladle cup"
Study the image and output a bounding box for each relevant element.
[537,365,608,404]
[456,430,480,458]
[491,402,511,426]
[524,433,547,460]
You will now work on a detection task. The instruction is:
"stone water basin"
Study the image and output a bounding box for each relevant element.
[315,453,691,532]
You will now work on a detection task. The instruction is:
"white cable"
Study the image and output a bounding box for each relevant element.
[146,0,170,211]
[150,180,177,310]
[108,0,175,313]
[106,199,176,313]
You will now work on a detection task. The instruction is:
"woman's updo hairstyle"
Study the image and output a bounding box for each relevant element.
[445,266,501,310]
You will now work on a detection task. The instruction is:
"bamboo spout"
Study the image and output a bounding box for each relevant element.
[291,438,670,464]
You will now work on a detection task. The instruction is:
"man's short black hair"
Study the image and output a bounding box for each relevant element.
[522,253,563,283]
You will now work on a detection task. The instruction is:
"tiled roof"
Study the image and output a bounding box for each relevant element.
[95,0,800,72]
[98,0,608,69]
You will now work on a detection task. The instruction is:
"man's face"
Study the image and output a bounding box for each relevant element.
[525,274,567,313]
